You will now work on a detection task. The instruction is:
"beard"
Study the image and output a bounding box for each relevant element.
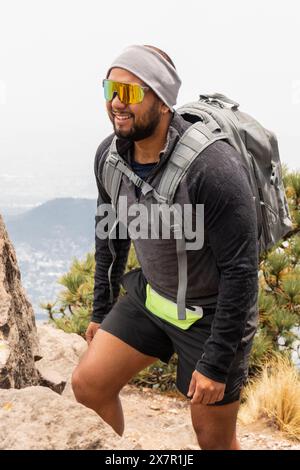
[112,101,161,142]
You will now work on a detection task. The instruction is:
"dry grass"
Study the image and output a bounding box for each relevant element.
[239,356,300,441]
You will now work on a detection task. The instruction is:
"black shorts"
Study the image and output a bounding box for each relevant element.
[101,269,255,406]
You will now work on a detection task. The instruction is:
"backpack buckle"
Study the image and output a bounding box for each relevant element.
[152,190,168,204]
[171,223,182,234]
[187,305,203,317]
[107,153,120,168]
[132,174,143,187]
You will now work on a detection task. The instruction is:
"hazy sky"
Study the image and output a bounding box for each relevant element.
[0,0,300,197]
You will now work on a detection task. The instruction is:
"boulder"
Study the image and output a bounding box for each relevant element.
[0,215,39,388]
[0,386,132,450]
[36,324,87,396]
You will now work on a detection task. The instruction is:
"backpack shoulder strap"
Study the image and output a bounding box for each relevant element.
[157,122,227,320]
[102,137,164,304]
[102,137,124,209]
[157,121,227,203]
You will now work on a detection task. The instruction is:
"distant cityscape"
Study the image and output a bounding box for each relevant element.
[1,174,97,321]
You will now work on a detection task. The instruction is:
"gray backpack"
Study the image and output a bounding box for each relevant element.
[102,93,293,320]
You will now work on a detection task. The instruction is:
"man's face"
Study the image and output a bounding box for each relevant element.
[105,68,163,141]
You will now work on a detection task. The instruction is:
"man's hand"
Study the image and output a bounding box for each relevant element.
[85,322,101,345]
[187,370,225,405]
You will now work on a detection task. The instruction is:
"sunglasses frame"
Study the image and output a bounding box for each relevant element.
[102,79,149,104]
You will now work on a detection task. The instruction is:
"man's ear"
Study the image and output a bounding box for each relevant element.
[160,102,170,115]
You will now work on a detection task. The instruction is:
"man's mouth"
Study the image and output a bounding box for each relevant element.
[113,112,133,123]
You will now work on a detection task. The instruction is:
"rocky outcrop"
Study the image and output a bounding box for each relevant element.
[0,386,132,450]
[0,323,134,450]
[0,215,39,388]
[36,324,87,396]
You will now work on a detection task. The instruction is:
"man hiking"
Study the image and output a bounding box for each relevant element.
[72,44,259,450]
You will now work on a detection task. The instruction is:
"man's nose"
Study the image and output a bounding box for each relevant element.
[111,92,126,109]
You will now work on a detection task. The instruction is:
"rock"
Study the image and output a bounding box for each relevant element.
[37,366,66,394]
[36,324,87,370]
[0,386,133,450]
[35,324,87,396]
[132,442,143,450]
[150,405,161,410]
[0,215,39,388]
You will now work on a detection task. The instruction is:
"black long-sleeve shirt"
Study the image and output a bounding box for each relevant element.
[92,112,259,383]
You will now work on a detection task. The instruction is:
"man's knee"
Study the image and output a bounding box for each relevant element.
[71,367,88,404]
[71,366,111,406]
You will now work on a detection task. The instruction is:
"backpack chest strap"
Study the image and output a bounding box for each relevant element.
[105,149,168,203]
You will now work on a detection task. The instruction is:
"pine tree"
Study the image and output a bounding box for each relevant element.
[250,168,300,373]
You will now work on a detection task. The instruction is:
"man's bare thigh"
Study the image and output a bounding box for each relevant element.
[74,329,158,394]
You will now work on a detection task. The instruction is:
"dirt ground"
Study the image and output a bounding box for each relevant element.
[119,385,300,450]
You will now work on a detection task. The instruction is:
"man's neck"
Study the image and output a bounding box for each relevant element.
[133,114,172,164]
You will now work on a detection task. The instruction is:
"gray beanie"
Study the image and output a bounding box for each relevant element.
[106,45,181,111]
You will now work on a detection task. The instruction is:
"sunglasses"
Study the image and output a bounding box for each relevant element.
[102,79,149,105]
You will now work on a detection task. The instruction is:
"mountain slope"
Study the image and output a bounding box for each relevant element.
[5,197,96,247]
